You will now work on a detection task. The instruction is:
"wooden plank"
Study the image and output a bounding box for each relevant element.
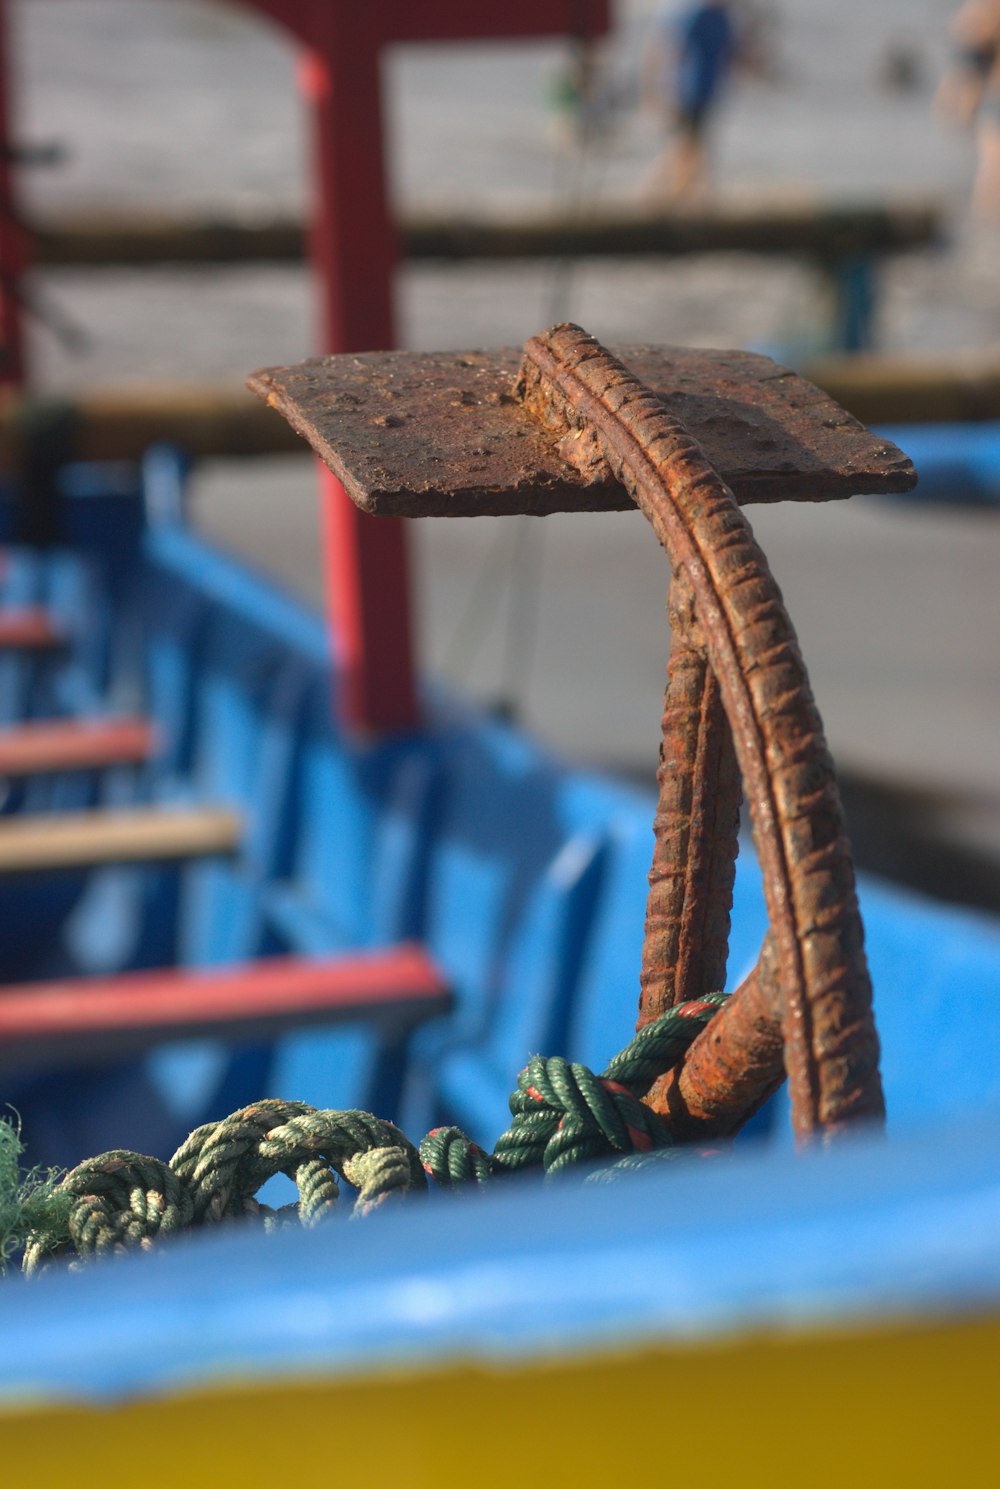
[0,717,156,777]
[0,607,64,650]
[27,200,943,268]
[377,0,611,45]
[0,350,982,479]
[247,0,609,50]
[1,344,991,478]
[806,352,1000,426]
[0,385,303,465]
[406,201,943,261]
[0,806,242,874]
[32,213,306,266]
[0,945,451,1068]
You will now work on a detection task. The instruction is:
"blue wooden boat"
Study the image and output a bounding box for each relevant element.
[1,432,997,1159]
[0,2,998,1475]
[0,415,999,1483]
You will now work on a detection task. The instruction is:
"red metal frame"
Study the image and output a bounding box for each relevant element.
[0,0,609,730]
[297,15,414,732]
[262,0,608,732]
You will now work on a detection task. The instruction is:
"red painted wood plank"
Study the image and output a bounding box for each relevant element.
[0,607,64,650]
[0,717,156,776]
[0,945,451,1067]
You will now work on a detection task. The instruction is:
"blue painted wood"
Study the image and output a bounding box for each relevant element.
[5,446,1000,1175]
[3,1107,1000,1406]
[430,828,610,1143]
[876,422,1000,506]
[5,447,1000,1404]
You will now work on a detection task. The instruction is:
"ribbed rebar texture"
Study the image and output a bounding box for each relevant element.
[638,569,742,1027]
[517,323,884,1142]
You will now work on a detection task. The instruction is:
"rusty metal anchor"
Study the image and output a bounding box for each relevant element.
[249,325,916,1145]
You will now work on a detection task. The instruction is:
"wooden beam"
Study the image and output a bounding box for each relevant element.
[0,718,156,777]
[27,201,943,268]
[0,945,451,1068]
[0,385,302,464]
[247,0,608,49]
[0,349,994,480]
[0,806,242,874]
[806,352,1000,426]
[401,201,944,262]
[375,0,610,45]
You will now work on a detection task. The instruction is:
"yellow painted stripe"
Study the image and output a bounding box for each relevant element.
[3,1313,997,1487]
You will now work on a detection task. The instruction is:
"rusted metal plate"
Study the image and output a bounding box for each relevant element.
[247,345,915,517]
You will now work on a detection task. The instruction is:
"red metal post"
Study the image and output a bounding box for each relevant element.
[0,0,25,387]
[0,0,613,729]
[0,0,615,735]
[298,6,416,733]
[246,0,608,733]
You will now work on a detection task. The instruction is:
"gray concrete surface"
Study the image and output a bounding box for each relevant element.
[189,455,1000,795]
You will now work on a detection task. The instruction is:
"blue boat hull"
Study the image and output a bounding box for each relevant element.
[2,449,1000,1468]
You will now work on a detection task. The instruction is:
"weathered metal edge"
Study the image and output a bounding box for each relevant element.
[247,350,917,517]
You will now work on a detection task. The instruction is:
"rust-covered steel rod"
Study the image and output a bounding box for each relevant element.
[656,941,788,1138]
[248,326,915,1145]
[517,323,885,1143]
[638,570,747,1124]
[638,569,741,1028]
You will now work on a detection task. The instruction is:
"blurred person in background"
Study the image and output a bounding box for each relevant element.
[936,1,1000,218]
[642,0,742,204]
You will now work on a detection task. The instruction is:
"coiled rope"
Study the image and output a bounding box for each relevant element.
[3,992,727,1275]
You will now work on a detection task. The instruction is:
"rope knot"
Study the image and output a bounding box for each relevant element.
[25,1150,194,1270]
[495,1055,673,1173]
[420,1127,499,1187]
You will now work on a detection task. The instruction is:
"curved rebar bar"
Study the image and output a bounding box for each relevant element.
[517,323,884,1142]
[638,570,742,1025]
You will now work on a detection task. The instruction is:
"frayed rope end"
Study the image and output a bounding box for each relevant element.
[0,1113,70,1275]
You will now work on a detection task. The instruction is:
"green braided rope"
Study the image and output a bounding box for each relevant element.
[342,1145,417,1218]
[294,1158,341,1227]
[422,992,728,1184]
[604,991,729,1091]
[171,1099,316,1223]
[21,1150,194,1276]
[420,1128,500,1186]
[3,992,728,1273]
[67,1152,193,1256]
